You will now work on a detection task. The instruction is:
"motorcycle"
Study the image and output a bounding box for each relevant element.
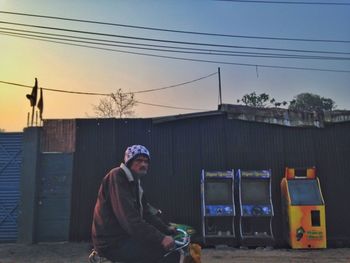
[89,224,200,263]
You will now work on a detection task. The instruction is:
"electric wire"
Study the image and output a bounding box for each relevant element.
[1,20,349,56]
[0,71,217,96]
[2,29,349,61]
[1,10,349,43]
[217,0,350,5]
[0,80,107,95]
[2,32,349,73]
[2,26,350,57]
[132,72,217,94]
[0,77,213,111]
[134,101,208,111]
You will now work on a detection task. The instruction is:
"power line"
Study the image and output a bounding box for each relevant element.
[133,72,217,94]
[218,0,350,5]
[135,101,208,111]
[2,29,350,61]
[1,20,349,56]
[0,80,107,95]
[0,76,213,111]
[2,27,350,57]
[5,32,350,64]
[0,71,217,95]
[2,32,350,73]
[1,10,349,43]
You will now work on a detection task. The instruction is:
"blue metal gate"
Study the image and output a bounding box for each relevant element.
[0,132,22,242]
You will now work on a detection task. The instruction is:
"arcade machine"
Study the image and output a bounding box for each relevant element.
[281,167,327,249]
[237,169,274,246]
[201,170,236,245]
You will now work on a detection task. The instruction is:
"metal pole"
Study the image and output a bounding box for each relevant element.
[31,106,34,126]
[35,111,38,126]
[218,67,222,106]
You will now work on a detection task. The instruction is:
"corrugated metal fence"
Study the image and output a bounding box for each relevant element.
[0,132,22,242]
[69,116,350,246]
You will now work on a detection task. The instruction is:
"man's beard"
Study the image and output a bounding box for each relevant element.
[134,170,147,179]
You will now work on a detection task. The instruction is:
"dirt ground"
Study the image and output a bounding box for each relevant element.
[0,242,350,263]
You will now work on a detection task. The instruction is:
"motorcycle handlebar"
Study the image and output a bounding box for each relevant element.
[174,228,190,247]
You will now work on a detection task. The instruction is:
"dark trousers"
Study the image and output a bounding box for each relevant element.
[103,238,180,263]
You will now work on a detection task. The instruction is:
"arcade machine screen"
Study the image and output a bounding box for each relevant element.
[287,179,324,205]
[241,179,270,205]
[205,181,232,205]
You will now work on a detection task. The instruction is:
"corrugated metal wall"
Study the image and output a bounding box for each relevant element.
[70,119,116,241]
[70,116,350,246]
[314,123,350,245]
[0,132,22,242]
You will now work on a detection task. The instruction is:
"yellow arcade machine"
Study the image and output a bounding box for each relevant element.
[281,167,327,249]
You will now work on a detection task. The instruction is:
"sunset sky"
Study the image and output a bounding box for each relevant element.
[1,1,349,131]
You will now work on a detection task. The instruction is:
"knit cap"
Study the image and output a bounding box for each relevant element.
[124,145,150,165]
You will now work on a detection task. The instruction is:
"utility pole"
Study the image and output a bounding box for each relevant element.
[218,67,222,106]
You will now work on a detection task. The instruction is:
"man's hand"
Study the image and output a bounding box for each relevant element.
[161,235,175,251]
[166,226,177,235]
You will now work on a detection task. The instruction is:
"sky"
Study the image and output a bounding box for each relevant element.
[1,0,349,131]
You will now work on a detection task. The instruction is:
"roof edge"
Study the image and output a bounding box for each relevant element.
[219,104,350,128]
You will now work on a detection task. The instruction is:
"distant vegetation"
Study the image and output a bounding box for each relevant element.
[237,92,336,111]
[237,92,287,108]
[288,93,336,111]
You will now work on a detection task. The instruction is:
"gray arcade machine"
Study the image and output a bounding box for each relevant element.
[201,169,236,246]
[237,169,275,246]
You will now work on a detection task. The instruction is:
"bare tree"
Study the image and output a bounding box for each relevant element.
[93,89,137,118]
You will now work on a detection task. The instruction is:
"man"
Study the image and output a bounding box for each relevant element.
[90,145,180,263]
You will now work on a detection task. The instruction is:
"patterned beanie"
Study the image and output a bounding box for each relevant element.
[124,145,150,165]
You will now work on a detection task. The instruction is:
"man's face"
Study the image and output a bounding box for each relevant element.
[130,155,149,177]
